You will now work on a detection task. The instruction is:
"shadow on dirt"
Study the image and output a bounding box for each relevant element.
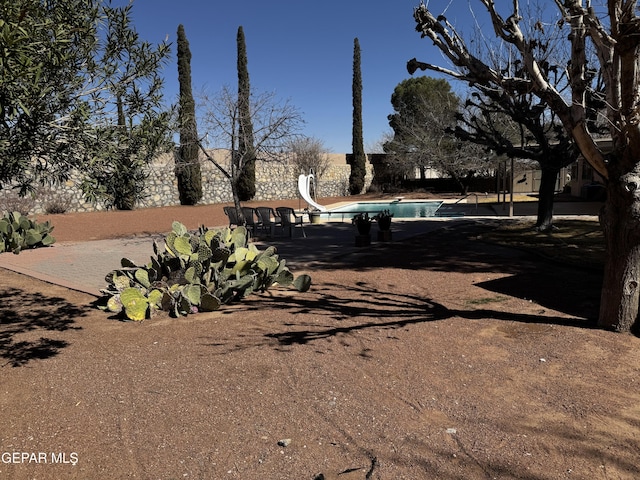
[0,287,87,367]
[270,221,602,319]
[202,221,605,354]
[206,220,603,352]
[261,280,597,348]
[208,276,597,356]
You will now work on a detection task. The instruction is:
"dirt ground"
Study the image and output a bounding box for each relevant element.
[1,199,640,480]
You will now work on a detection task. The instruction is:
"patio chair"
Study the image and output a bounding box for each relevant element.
[276,207,306,238]
[256,206,282,237]
[241,207,262,236]
[223,206,242,228]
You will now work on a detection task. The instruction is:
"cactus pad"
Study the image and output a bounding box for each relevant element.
[99,222,312,320]
[0,212,56,254]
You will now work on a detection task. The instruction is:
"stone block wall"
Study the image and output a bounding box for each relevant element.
[4,151,373,214]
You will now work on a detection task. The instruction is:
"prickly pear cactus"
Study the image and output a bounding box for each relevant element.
[98,222,312,321]
[0,211,55,254]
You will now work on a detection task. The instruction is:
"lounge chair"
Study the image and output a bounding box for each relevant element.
[223,206,241,228]
[276,207,306,238]
[241,207,262,236]
[256,206,282,237]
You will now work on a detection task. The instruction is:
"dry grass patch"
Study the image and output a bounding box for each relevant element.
[480,218,605,270]
[465,295,510,306]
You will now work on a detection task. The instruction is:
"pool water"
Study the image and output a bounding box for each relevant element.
[328,201,444,218]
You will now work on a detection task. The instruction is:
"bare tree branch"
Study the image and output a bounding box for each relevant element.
[197,86,303,206]
[411,2,609,178]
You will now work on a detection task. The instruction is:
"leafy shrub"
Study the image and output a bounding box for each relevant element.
[98,222,312,321]
[0,212,56,254]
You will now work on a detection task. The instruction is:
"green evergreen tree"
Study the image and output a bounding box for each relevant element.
[236,26,256,201]
[349,37,366,195]
[175,24,202,205]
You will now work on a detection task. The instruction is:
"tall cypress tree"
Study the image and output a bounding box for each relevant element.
[175,24,202,205]
[236,26,256,201]
[349,37,366,195]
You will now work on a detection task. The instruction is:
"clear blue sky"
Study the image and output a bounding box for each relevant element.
[113,0,461,153]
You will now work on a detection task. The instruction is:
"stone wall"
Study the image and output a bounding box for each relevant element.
[4,151,373,214]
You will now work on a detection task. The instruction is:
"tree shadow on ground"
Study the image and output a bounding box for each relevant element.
[275,221,602,320]
[261,281,597,348]
[209,277,597,355]
[0,287,87,367]
[334,220,598,271]
[210,220,603,352]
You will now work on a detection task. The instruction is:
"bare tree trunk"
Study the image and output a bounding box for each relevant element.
[599,179,640,333]
[231,188,243,224]
[535,167,559,232]
[231,167,245,225]
[446,170,467,196]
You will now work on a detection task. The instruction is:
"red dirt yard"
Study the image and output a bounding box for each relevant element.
[1,199,639,480]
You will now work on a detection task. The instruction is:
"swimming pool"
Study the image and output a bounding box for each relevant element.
[327,201,444,218]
